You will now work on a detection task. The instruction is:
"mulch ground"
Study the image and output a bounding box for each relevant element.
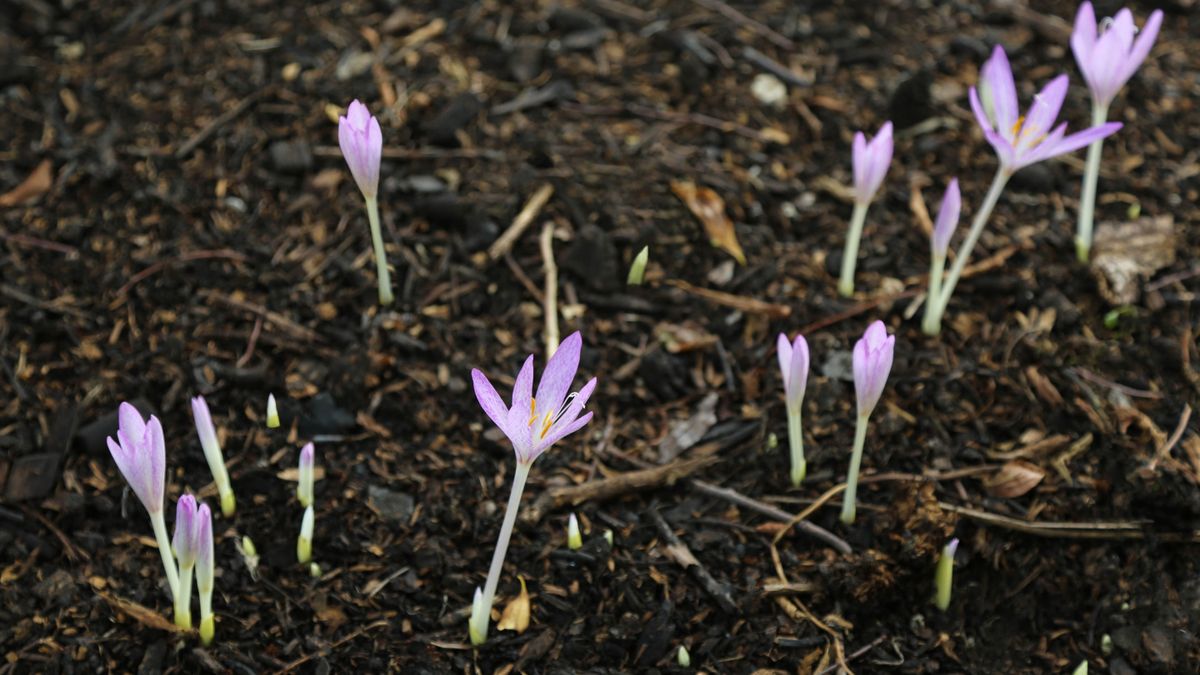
[2,0,1199,673]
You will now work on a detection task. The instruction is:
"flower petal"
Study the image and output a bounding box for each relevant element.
[776,332,792,386]
[540,377,598,450]
[118,402,147,445]
[787,335,809,408]
[851,131,867,197]
[1070,1,1097,65]
[1025,121,1121,168]
[1123,10,1162,88]
[1017,75,1068,154]
[968,86,994,135]
[145,416,166,512]
[535,410,595,458]
[472,368,514,437]
[535,331,582,418]
[983,46,1018,142]
[931,178,961,255]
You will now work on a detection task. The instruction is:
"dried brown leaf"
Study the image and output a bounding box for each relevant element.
[0,160,53,207]
[670,180,746,264]
[97,591,186,633]
[1091,216,1175,304]
[983,460,1045,498]
[1024,366,1064,407]
[496,576,531,634]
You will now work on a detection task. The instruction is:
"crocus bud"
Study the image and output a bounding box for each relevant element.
[776,333,809,413]
[1072,661,1088,675]
[934,537,959,611]
[191,396,235,517]
[627,246,649,285]
[266,393,280,429]
[297,443,315,508]
[310,563,322,578]
[567,513,582,550]
[338,100,383,201]
[297,505,314,564]
[852,320,895,418]
[171,495,199,629]
[106,402,166,515]
[241,535,257,557]
[930,179,961,257]
[677,645,691,667]
[851,121,893,205]
[1071,3,1163,109]
[469,586,488,646]
[195,503,215,645]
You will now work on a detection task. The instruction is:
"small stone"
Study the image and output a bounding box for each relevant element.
[888,71,934,130]
[820,350,855,382]
[1142,625,1176,665]
[949,36,990,60]
[367,485,415,523]
[509,39,543,83]
[1008,162,1059,193]
[564,224,620,292]
[33,569,77,607]
[751,73,788,108]
[298,393,355,437]
[335,50,374,81]
[137,640,167,675]
[422,93,482,147]
[269,140,313,174]
[462,215,499,253]
[1110,626,1141,653]
[1108,657,1136,675]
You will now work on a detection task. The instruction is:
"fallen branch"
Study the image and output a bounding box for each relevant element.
[523,456,716,524]
[939,502,1200,542]
[488,184,554,260]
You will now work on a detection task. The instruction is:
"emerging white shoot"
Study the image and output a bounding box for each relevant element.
[297,505,314,564]
[266,393,280,429]
[567,513,582,550]
[627,245,649,285]
[934,538,959,611]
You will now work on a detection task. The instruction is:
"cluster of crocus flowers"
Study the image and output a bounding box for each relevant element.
[296,443,316,564]
[775,332,810,485]
[468,331,597,645]
[841,321,895,524]
[838,121,893,297]
[1071,3,1162,262]
[107,403,215,641]
[921,45,1122,335]
[192,396,234,517]
[338,99,393,305]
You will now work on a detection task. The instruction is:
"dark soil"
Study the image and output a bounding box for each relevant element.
[2,1,1199,673]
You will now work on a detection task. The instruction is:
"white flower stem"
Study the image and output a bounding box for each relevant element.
[475,460,532,644]
[837,201,870,297]
[365,197,395,306]
[922,167,1010,336]
[839,414,870,525]
[922,252,946,335]
[198,583,214,645]
[786,406,806,486]
[1075,103,1110,264]
[175,563,194,629]
[148,511,181,617]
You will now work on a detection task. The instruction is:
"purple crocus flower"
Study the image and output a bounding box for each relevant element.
[472,331,597,464]
[969,46,1122,173]
[338,99,383,200]
[852,121,893,205]
[172,494,200,566]
[776,333,810,412]
[852,320,895,418]
[107,402,166,515]
[196,502,215,645]
[1072,3,1163,108]
[297,442,315,508]
[930,179,961,257]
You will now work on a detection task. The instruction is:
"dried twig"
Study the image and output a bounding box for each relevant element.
[667,279,791,318]
[176,90,265,159]
[689,0,795,50]
[523,456,717,523]
[1149,404,1193,470]
[488,184,554,260]
[938,502,1200,542]
[203,292,321,343]
[115,249,247,298]
[540,221,560,356]
[649,509,738,613]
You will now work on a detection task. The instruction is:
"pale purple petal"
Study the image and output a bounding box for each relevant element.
[851,131,867,196]
[1016,75,1068,154]
[787,335,809,409]
[118,402,147,445]
[535,377,598,455]
[108,434,151,512]
[510,355,535,414]
[983,46,1018,142]
[173,494,198,564]
[338,99,381,199]
[853,321,894,416]
[1071,1,1097,65]
[534,411,594,458]
[534,331,582,419]
[968,86,993,134]
[931,178,961,256]
[1125,10,1163,82]
[472,368,513,437]
[145,416,166,512]
[1022,121,1122,169]
[776,333,792,386]
[195,503,213,579]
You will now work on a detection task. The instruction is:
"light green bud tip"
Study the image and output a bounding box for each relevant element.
[267,394,280,428]
[604,529,614,547]
[627,246,649,285]
[241,536,257,557]
[468,587,488,646]
[567,513,583,550]
[677,645,691,667]
[309,563,322,578]
[1072,661,1087,675]
[934,538,958,611]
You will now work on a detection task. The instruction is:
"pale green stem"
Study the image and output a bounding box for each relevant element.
[198,585,214,645]
[1074,103,1110,264]
[839,414,870,525]
[148,511,181,621]
[922,167,1010,336]
[922,252,946,336]
[934,544,955,611]
[365,197,395,306]
[786,406,806,486]
[176,563,194,629]
[474,460,532,644]
[837,201,870,297]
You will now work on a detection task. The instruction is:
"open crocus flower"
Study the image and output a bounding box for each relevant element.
[851,121,893,205]
[108,402,166,515]
[969,46,1122,174]
[1072,3,1163,109]
[776,332,810,485]
[469,331,598,646]
[338,99,382,200]
[471,331,598,466]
